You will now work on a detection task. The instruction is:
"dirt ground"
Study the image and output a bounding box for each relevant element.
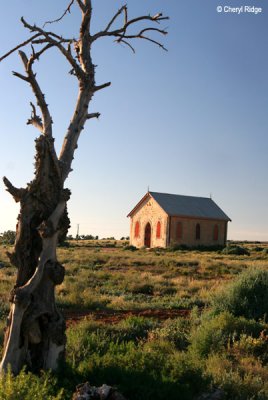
[64,308,191,327]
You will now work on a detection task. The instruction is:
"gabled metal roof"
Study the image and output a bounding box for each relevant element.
[149,192,231,221]
[127,191,231,221]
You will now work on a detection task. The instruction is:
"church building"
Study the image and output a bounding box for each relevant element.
[127,191,231,248]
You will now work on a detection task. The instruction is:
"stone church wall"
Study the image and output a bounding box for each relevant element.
[169,216,227,247]
[130,197,167,248]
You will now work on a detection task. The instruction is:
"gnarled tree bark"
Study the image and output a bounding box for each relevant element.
[0,0,168,374]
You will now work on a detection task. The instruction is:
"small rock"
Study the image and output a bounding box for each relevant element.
[72,382,127,400]
[196,388,224,400]
[99,384,112,399]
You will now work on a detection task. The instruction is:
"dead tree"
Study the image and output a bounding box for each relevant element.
[0,1,168,375]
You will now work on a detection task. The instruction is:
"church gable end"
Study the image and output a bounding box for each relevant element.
[128,194,168,248]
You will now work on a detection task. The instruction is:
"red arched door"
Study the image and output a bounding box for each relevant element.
[144,223,151,248]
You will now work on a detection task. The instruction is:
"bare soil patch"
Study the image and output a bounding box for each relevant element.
[64,308,190,327]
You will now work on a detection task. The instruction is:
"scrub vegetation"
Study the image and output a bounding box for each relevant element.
[0,240,268,399]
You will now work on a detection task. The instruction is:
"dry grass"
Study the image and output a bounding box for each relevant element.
[0,241,268,315]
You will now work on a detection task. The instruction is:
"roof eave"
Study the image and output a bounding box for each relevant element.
[169,213,231,222]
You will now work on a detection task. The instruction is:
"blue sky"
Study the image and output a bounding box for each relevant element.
[0,0,267,240]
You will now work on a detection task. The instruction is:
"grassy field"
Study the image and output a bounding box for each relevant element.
[0,241,268,399]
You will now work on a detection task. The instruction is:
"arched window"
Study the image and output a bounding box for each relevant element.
[176,222,183,239]
[134,221,140,238]
[213,224,219,241]
[156,221,161,238]
[196,223,201,240]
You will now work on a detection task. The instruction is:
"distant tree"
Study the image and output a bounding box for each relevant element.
[0,231,16,245]
[0,1,168,375]
[82,234,94,240]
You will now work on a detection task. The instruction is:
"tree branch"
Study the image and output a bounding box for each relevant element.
[43,0,75,27]
[76,1,93,74]
[59,88,93,181]
[87,112,100,119]
[76,0,85,12]
[0,34,42,63]
[128,35,168,52]
[3,177,26,203]
[21,17,84,80]
[18,50,53,137]
[104,5,127,32]
[92,11,169,48]
[80,3,92,37]
[139,27,168,36]
[115,39,135,53]
[21,18,72,42]
[27,102,43,132]
[94,82,111,92]
[28,43,54,69]
[115,27,168,42]
[12,71,29,82]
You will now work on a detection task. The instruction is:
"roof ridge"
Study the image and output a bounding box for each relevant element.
[149,191,211,200]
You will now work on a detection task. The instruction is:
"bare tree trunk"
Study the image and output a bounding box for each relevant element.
[1,135,69,374]
[0,0,168,375]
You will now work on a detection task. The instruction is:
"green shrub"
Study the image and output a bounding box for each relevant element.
[149,318,190,350]
[130,283,154,295]
[0,367,64,399]
[169,244,189,251]
[116,316,157,341]
[66,317,209,400]
[211,268,268,320]
[252,246,264,252]
[123,245,137,251]
[67,317,157,367]
[195,245,224,252]
[67,321,111,366]
[75,339,208,400]
[169,244,223,252]
[232,333,268,362]
[206,353,268,400]
[0,300,9,321]
[190,311,266,358]
[222,245,250,256]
